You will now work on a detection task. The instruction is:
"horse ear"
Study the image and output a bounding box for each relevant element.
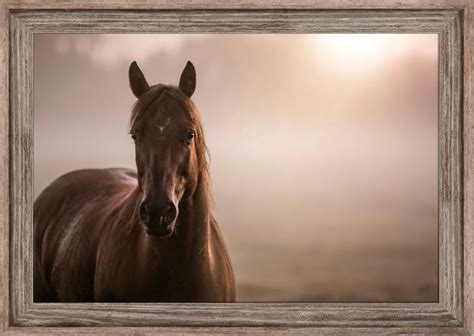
[129,61,150,99]
[179,61,196,97]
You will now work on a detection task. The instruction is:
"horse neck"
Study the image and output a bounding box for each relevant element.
[175,177,211,254]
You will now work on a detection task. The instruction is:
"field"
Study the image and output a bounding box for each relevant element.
[232,241,437,302]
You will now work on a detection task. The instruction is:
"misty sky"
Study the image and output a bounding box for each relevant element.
[34,34,438,301]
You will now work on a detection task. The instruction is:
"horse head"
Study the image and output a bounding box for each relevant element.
[128,61,207,237]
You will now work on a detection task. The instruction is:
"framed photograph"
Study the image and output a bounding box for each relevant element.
[1,1,473,334]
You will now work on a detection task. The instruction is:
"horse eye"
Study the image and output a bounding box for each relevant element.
[131,133,138,142]
[185,130,195,143]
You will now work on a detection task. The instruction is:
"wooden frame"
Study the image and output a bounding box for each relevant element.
[0,1,472,334]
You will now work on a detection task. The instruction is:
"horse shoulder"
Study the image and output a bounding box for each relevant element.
[34,168,137,301]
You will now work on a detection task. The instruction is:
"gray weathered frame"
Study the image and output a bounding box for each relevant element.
[0,1,473,335]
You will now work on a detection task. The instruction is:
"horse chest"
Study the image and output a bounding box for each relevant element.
[94,240,218,302]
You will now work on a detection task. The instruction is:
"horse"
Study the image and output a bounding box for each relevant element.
[33,61,236,302]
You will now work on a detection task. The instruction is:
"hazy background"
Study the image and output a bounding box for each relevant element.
[34,34,438,302]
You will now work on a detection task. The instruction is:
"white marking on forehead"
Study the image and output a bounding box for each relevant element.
[158,117,171,133]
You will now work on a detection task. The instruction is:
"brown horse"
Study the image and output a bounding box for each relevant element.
[34,61,236,302]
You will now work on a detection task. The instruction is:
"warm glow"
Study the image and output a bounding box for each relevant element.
[35,34,438,302]
[314,34,391,72]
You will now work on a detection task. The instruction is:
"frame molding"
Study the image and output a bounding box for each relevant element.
[1,1,472,335]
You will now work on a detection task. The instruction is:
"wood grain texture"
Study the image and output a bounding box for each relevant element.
[11,10,459,34]
[463,4,474,335]
[0,326,471,336]
[3,0,472,10]
[0,1,472,335]
[0,0,10,332]
[438,9,464,323]
[9,10,34,328]
[14,302,463,327]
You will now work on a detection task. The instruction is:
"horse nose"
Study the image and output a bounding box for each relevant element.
[140,200,177,226]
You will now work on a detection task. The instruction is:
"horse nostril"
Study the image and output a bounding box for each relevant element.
[139,202,149,223]
[160,202,177,223]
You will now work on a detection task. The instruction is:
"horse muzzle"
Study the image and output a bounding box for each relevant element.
[139,200,177,237]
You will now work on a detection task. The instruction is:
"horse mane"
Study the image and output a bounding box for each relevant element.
[128,84,213,212]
